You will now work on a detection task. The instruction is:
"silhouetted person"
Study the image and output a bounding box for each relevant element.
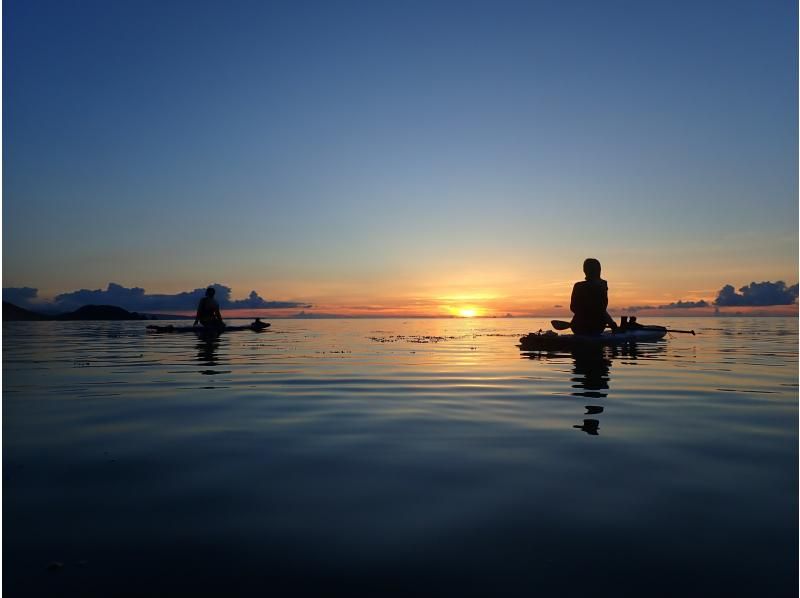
[194,287,225,329]
[570,258,617,335]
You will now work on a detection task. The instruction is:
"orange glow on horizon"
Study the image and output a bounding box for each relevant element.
[101,277,799,320]
[155,297,800,320]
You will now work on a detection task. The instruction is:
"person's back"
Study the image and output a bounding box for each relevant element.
[196,296,219,320]
[570,258,617,335]
[194,287,224,328]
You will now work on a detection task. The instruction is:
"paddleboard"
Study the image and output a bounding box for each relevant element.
[147,321,270,334]
[519,326,666,351]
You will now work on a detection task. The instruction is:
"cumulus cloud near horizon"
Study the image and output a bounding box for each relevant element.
[714,281,798,307]
[623,281,798,312]
[3,283,311,312]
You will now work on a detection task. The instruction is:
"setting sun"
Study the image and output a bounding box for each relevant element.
[442,304,486,318]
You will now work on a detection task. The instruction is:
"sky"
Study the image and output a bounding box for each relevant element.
[3,0,798,316]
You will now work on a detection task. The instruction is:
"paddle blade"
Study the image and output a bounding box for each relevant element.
[551,319,572,331]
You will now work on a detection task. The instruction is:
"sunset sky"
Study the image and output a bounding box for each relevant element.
[4,0,798,317]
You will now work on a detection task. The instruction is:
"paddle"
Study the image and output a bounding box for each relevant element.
[550,319,695,335]
[551,320,572,331]
[550,319,618,331]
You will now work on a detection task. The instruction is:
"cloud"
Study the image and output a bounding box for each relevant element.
[227,289,310,310]
[622,299,709,312]
[714,281,799,306]
[3,287,41,307]
[622,281,798,311]
[658,299,710,309]
[4,283,310,312]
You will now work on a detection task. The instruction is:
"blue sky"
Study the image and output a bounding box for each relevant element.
[4,0,797,314]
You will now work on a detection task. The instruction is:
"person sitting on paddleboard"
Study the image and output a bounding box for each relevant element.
[193,287,225,328]
[570,258,618,335]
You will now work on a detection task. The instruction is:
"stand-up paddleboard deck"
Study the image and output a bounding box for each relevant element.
[519,326,667,351]
[147,321,270,334]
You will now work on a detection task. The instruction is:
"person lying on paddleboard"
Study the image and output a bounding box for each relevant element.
[570,258,618,335]
[193,287,225,329]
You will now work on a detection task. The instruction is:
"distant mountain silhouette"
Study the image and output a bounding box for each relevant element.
[4,302,148,321]
[3,302,49,320]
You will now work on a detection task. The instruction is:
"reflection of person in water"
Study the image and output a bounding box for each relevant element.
[573,419,600,435]
[196,337,220,365]
[525,341,669,436]
[571,346,611,434]
[570,258,618,335]
[194,287,225,329]
[571,347,612,399]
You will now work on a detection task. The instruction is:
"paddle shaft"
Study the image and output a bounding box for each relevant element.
[639,324,695,335]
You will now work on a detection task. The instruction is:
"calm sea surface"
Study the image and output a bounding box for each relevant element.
[4,317,798,596]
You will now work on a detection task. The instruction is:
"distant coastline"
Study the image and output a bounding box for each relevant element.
[2,302,190,321]
[2,301,797,322]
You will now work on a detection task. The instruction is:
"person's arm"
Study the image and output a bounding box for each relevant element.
[214,305,224,326]
[570,283,580,314]
[601,284,618,331]
[194,298,203,326]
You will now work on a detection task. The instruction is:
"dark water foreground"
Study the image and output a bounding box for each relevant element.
[4,317,797,596]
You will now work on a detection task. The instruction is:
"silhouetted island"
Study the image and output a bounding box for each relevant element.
[3,302,148,321]
[3,302,49,321]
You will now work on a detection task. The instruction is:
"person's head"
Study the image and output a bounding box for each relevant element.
[583,258,602,280]
[205,287,216,298]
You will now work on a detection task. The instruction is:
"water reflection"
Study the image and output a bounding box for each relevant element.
[196,337,221,366]
[571,346,611,435]
[3,319,796,596]
[522,342,668,435]
[571,346,612,398]
[574,418,600,435]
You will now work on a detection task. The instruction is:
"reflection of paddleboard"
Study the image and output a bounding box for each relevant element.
[519,327,666,351]
[147,321,270,334]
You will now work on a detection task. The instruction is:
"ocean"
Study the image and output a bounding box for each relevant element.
[4,317,797,596]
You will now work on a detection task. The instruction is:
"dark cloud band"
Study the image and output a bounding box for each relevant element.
[4,283,310,312]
